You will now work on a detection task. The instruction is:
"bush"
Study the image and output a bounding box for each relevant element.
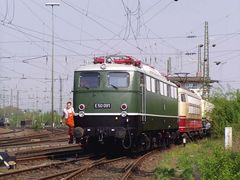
[155,167,175,180]
[155,138,240,180]
[210,90,240,136]
[155,90,240,179]
[198,147,240,180]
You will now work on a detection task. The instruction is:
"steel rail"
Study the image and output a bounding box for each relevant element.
[0,136,68,148]
[121,150,158,180]
[0,131,65,142]
[63,156,127,180]
[0,155,93,179]
[17,147,83,163]
[16,144,82,159]
[0,129,24,135]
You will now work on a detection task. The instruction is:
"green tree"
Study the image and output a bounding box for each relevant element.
[210,89,240,136]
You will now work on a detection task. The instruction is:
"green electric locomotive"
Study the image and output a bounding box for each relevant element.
[73,55,179,151]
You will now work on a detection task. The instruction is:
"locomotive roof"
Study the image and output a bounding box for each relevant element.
[75,62,176,86]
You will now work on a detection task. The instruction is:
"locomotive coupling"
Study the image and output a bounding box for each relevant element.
[96,127,127,139]
[79,127,127,140]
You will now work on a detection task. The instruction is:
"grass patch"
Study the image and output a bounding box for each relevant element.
[155,136,240,180]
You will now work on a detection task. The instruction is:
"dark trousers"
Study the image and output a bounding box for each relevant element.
[68,127,74,144]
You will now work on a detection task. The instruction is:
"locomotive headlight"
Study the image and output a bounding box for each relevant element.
[79,111,85,117]
[120,111,127,117]
[120,103,128,111]
[79,104,85,111]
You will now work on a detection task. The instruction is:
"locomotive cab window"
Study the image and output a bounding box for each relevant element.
[163,83,167,96]
[167,85,171,97]
[107,72,129,88]
[160,81,164,95]
[79,72,100,88]
[146,76,151,91]
[151,78,156,93]
[180,94,186,102]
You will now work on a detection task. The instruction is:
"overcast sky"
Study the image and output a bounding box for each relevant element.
[0,0,240,112]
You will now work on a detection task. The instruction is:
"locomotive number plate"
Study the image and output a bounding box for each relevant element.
[94,103,111,109]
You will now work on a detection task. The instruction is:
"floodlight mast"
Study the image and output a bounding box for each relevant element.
[45,2,60,133]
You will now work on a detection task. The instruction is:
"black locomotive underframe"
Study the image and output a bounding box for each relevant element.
[74,115,178,138]
[74,115,140,139]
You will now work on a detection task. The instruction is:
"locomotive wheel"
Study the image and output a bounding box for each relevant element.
[173,131,182,145]
[157,133,165,149]
[139,133,151,151]
[145,134,151,151]
[152,137,158,148]
[165,132,171,148]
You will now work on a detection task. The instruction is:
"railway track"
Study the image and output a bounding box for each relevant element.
[0,154,95,180]
[1,151,134,180]
[0,127,66,139]
[1,146,166,180]
[62,156,126,180]
[0,131,50,141]
[39,151,159,180]
[0,129,24,135]
[16,144,82,160]
[0,129,67,151]
[0,131,65,143]
[0,126,177,179]
[0,136,68,148]
[16,143,81,156]
[64,150,162,179]
[121,150,158,180]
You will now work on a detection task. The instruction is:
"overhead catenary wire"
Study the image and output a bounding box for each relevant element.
[88,0,176,58]
[22,0,111,61]
[60,0,148,54]
[8,0,15,24]
[2,0,9,23]
[0,22,91,58]
[2,31,240,44]
[2,1,236,79]
[142,1,174,26]
[20,0,47,26]
[121,0,144,59]
[1,1,116,62]
[2,47,240,63]
[1,0,240,110]
[4,22,103,55]
[5,23,49,54]
[0,0,239,58]
[31,0,120,54]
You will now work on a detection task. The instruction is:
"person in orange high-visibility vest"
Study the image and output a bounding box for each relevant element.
[63,101,75,144]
